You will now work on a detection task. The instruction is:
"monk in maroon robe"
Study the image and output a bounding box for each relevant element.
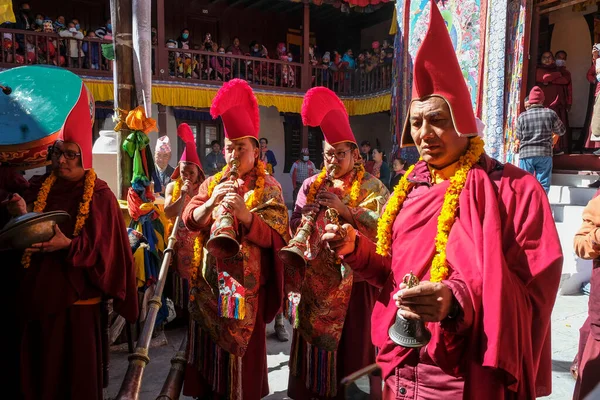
[182,79,288,400]
[323,2,562,398]
[573,191,600,399]
[0,167,30,399]
[5,139,139,400]
[536,51,572,154]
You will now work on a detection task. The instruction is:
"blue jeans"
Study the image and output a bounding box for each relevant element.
[519,156,553,193]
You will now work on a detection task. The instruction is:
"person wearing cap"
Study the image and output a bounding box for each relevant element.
[290,148,317,203]
[181,79,289,399]
[286,87,389,400]
[322,1,562,398]
[152,135,175,195]
[164,124,206,316]
[515,86,565,194]
[3,73,138,400]
[204,139,227,176]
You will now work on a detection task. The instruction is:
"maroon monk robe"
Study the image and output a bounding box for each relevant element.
[573,190,600,399]
[585,64,600,150]
[0,167,29,400]
[344,156,563,399]
[536,65,572,152]
[19,174,138,400]
[287,173,385,400]
[181,173,287,400]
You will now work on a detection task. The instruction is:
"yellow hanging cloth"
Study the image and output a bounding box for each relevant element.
[0,0,15,23]
[389,6,398,36]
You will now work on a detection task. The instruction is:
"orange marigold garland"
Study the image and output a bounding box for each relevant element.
[376,137,486,282]
[188,161,266,299]
[22,169,97,268]
[306,163,364,207]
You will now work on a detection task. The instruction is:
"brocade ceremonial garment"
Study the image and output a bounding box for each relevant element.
[344,156,563,399]
[182,168,289,400]
[286,170,389,399]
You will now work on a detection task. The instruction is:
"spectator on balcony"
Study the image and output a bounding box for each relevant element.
[54,16,66,33]
[342,48,356,69]
[83,31,100,69]
[202,32,213,50]
[227,36,244,55]
[309,44,319,66]
[276,43,294,87]
[33,14,44,32]
[372,41,383,64]
[15,3,33,30]
[365,49,376,73]
[357,51,367,71]
[167,39,178,76]
[40,19,63,66]
[249,41,266,58]
[71,18,83,34]
[60,22,84,68]
[210,45,231,81]
[176,29,197,78]
[95,20,112,40]
[382,39,393,64]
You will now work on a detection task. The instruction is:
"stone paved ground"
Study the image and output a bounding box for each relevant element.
[106,292,588,399]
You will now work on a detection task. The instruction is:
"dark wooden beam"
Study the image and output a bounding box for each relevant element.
[228,0,252,8]
[262,0,287,12]
[209,0,228,3]
[270,1,298,12]
[247,0,274,10]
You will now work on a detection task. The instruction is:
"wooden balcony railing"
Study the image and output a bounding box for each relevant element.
[0,27,392,97]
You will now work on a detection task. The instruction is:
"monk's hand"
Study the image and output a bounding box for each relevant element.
[29,224,72,253]
[181,179,193,195]
[393,281,454,323]
[301,203,320,215]
[317,191,344,211]
[2,193,27,216]
[206,181,236,209]
[321,223,355,256]
[222,192,252,227]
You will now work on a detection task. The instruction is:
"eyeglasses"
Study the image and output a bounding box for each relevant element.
[323,149,352,161]
[51,147,81,160]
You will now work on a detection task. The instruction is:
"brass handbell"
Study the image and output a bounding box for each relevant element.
[388,272,431,348]
[206,159,241,259]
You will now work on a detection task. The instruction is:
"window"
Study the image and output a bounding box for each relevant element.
[283,113,323,173]
[175,120,223,162]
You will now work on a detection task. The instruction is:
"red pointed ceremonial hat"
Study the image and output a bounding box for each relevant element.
[58,82,95,169]
[400,0,478,147]
[171,123,204,179]
[301,87,356,146]
[210,79,259,142]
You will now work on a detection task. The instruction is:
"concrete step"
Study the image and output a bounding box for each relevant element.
[548,185,597,206]
[552,204,585,224]
[552,172,599,188]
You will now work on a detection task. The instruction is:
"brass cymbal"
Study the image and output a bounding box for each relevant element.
[0,211,70,250]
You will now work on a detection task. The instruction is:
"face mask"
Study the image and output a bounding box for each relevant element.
[303,156,309,161]
[75,24,80,31]
[219,50,225,54]
[69,27,77,32]
[556,59,566,67]
[287,56,293,62]
[107,23,112,32]
[282,46,286,52]
[36,19,43,25]
[182,33,189,40]
[167,44,175,48]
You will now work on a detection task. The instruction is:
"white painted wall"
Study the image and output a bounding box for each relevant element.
[550,7,595,128]
[349,112,392,153]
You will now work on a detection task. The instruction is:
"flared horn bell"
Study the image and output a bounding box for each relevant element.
[388,311,431,348]
[206,213,241,259]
